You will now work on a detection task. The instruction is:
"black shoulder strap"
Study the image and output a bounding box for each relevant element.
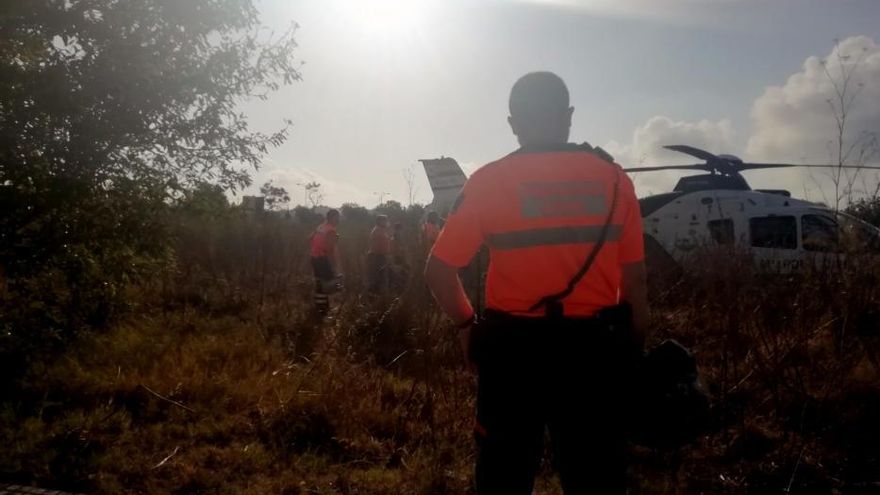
[528,145,622,315]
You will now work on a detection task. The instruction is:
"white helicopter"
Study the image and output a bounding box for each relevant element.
[420,145,880,272]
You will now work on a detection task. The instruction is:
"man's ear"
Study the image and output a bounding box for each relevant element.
[566,106,574,127]
[507,115,518,137]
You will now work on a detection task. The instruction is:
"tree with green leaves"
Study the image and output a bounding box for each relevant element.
[375,199,405,219]
[179,182,231,218]
[340,202,370,222]
[0,0,300,358]
[304,181,323,209]
[260,180,291,211]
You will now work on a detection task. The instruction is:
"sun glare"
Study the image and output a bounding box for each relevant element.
[339,0,431,38]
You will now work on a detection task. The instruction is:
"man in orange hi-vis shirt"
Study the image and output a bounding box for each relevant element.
[310,209,341,314]
[367,215,391,293]
[425,72,648,494]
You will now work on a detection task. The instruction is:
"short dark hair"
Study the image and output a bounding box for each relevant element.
[509,72,570,121]
[326,209,340,221]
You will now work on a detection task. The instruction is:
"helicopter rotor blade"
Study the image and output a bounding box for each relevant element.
[663,145,721,162]
[623,164,711,173]
[740,163,880,171]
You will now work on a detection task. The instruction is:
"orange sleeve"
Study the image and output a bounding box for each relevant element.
[618,173,645,263]
[430,175,485,268]
[325,229,338,252]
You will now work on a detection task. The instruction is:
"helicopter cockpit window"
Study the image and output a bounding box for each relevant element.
[707,219,735,245]
[801,214,839,252]
[750,216,797,249]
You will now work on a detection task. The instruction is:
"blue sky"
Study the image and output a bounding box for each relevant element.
[243,0,880,206]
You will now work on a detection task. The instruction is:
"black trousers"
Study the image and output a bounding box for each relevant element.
[366,253,388,293]
[470,311,636,495]
[311,256,334,313]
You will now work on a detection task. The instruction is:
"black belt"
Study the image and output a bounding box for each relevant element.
[482,302,632,333]
[483,307,595,322]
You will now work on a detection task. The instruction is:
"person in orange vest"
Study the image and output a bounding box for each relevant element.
[309,208,341,313]
[425,72,648,494]
[389,222,408,291]
[390,222,405,264]
[422,211,441,246]
[367,214,391,294]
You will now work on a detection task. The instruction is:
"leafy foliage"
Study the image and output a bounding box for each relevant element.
[260,180,290,211]
[178,182,231,218]
[340,202,370,222]
[375,200,405,219]
[845,196,880,227]
[0,0,300,366]
[293,205,322,225]
[303,181,323,208]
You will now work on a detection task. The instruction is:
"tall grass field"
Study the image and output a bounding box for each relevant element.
[2,208,879,494]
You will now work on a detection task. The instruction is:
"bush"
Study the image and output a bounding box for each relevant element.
[845,196,880,227]
[0,0,300,372]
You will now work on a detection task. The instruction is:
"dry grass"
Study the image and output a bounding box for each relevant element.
[2,213,880,494]
[2,299,478,494]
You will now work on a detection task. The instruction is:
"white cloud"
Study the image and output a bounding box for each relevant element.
[746,35,880,164]
[516,0,752,24]
[745,35,880,203]
[604,116,736,195]
[606,36,880,203]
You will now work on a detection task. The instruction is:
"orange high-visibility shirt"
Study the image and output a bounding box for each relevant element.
[369,226,392,255]
[430,144,644,317]
[310,222,338,258]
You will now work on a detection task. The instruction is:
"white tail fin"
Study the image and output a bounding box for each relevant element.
[420,157,467,216]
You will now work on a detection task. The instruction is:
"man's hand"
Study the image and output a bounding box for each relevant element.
[621,261,649,350]
[425,255,477,371]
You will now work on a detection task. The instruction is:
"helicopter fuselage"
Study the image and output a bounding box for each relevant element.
[641,188,880,271]
[418,153,880,273]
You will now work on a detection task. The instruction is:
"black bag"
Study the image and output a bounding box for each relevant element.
[629,339,710,449]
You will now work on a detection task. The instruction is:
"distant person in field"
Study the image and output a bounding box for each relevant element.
[391,222,405,265]
[309,208,341,314]
[367,215,391,294]
[390,222,407,291]
[425,71,648,494]
[422,211,441,247]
